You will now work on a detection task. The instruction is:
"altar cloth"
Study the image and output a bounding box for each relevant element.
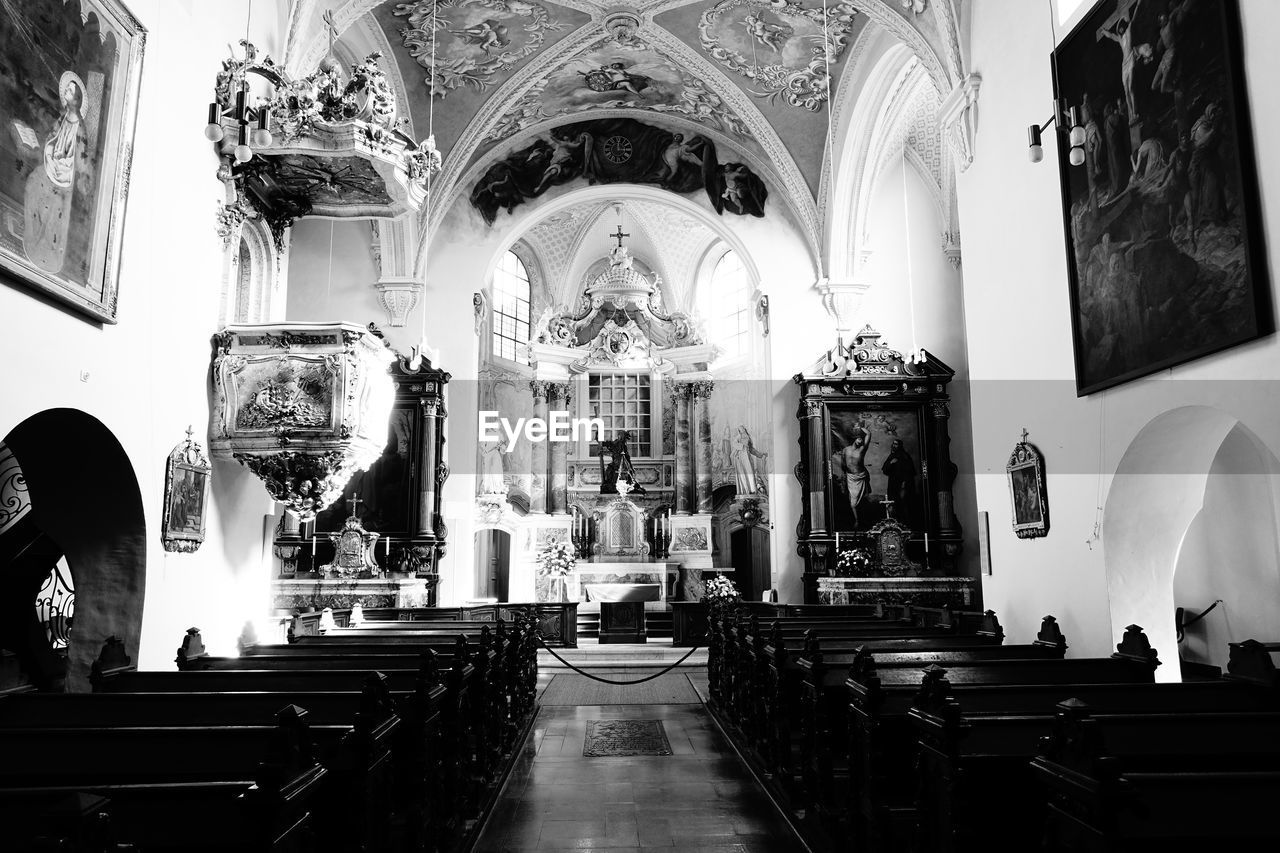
[584,583,662,602]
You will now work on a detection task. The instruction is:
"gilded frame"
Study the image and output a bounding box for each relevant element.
[0,0,147,323]
[1006,435,1049,540]
[162,429,211,553]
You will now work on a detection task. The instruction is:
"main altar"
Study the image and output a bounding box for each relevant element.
[484,236,737,611]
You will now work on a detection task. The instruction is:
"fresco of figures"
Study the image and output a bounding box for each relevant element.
[470,117,767,224]
[698,0,860,111]
[1053,0,1270,394]
[393,0,564,97]
[488,39,750,141]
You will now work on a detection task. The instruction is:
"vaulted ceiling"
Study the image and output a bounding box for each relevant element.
[284,0,972,267]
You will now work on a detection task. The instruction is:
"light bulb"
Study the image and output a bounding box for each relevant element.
[1069,125,1086,148]
[204,103,224,141]
[252,108,272,148]
[1027,123,1044,163]
[234,144,253,163]
[1069,145,1086,167]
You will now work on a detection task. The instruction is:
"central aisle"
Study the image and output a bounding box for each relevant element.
[474,703,809,852]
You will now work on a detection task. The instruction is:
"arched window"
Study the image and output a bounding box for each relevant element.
[701,249,752,360]
[492,250,531,363]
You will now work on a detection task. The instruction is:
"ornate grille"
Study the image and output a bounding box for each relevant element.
[35,561,74,649]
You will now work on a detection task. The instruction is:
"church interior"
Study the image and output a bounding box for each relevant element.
[2,0,1280,850]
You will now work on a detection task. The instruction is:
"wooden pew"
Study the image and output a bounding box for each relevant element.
[909,640,1280,853]
[843,625,1161,853]
[0,705,329,852]
[1032,694,1280,852]
[2,672,454,853]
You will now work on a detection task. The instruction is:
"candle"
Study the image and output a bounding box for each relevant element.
[924,532,930,554]
[835,531,841,551]
[385,536,390,559]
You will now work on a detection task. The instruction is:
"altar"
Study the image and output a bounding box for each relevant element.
[569,562,680,610]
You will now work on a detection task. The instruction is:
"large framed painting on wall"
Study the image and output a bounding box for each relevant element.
[1053,0,1270,395]
[827,405,927,533]
[0,0,146,324]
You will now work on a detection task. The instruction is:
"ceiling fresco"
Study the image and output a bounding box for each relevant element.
[696,0,861,112]
[392,0,567,98]
[372,0,591,156]
[337,0,972,254]
[486,35,752,143]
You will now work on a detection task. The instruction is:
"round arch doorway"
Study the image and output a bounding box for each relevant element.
[1,409,146,691]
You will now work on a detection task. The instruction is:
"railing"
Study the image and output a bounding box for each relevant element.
[35,562,74,649]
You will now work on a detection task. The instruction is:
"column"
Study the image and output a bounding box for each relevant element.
[930,399,961,535]
[692,380,714,512]
[548,382,571,515]
[529,381,549,513]
[672,381,693,515]
[804,398,829,534]
[417,398,440,537]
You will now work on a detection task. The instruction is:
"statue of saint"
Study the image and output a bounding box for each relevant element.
[731,425,767,495]
[600,429,645,495]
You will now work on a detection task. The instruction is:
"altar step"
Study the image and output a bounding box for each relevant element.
[576,609,673,641]
[538,641,706,670]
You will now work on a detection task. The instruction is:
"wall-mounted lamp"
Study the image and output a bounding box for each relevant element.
[1027,100,1085,167]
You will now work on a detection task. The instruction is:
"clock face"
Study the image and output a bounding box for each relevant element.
[603,135,633,164]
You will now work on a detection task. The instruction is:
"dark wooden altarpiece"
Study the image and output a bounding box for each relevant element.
[300,354,450,587]
[793,328,963,603]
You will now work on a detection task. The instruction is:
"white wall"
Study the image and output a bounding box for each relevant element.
[958,0,1280,664]
[0,1,289,671]
[1173,424,1280,670]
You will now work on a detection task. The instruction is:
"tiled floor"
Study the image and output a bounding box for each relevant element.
[474,704,808,853]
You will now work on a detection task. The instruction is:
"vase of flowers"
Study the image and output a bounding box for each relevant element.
[703,572,740,619]
[836,547,874,577]
[535,539,576,602]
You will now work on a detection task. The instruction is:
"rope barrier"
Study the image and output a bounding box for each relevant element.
[536,636,704,686]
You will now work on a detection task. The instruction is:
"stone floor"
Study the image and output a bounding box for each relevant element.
[473,704,808,853]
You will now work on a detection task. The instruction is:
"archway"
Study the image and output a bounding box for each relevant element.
[1103,406,1280,682]
[473,528,512,602]
[2,409,146,691]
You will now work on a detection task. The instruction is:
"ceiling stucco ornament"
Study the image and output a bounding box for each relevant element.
[698,0,860,112]
[901,0,927,14]
[487,34,751,141]
[393,0,565,98]
[603,9,643,44]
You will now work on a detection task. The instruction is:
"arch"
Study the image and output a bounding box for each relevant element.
[1103,406,1280,683]
[472,184,769,302]
[219,217,278,327]
[2,410,146,692]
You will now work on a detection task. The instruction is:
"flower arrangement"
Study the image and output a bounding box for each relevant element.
[703,573,740,608]
[836,548,874,577]
[535,539,576,579]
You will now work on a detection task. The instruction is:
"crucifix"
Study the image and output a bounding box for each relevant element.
[1020,428,1030,445]
[609,224,630,249]
[346,492,364,520]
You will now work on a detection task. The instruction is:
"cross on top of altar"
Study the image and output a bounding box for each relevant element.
[347,492,364,520]
[610,224,629,248]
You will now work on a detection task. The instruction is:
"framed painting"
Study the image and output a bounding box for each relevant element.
[162,429,211,553]
[1052,0,1271,395]
[1006,433,1049,540]
[0,0,146,323]
[827,405,926,533]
